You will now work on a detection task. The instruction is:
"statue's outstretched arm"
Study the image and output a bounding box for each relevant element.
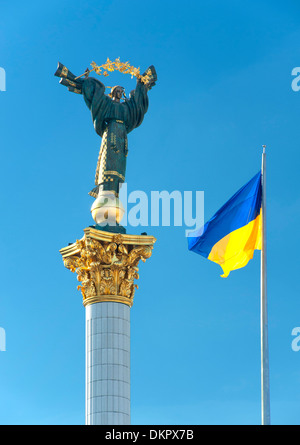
[54,62,84,94]
[143,65,157,90]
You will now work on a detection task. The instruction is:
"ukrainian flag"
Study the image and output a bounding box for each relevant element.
[188,171,262,277]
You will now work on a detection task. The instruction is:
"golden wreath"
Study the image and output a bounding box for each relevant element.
[75,58,152,85]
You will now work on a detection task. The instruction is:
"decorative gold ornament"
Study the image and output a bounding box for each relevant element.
[60,228,156,307]
[75,57,153,85]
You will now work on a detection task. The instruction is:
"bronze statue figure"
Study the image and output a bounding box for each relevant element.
[54,62,157,199]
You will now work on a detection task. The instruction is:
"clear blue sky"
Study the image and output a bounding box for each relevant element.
[1,0,300,425]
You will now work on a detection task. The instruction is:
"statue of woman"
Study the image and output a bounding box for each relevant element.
[55,63,157,198]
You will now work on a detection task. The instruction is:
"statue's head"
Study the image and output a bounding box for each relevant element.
[110,85,124,101]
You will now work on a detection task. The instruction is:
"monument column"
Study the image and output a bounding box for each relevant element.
[59,227,156,425]
[55,57,157,425]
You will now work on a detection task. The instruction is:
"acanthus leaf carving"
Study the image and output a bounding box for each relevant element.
[62,235,153,306]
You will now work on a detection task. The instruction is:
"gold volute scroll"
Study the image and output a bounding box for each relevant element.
[60,229,156,307]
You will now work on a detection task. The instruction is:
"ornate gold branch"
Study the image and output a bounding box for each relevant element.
[75,57,152,85]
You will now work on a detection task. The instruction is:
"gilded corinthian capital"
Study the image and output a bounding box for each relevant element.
[59,228,156,307]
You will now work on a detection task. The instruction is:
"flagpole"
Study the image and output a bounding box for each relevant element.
[261,145,270,425]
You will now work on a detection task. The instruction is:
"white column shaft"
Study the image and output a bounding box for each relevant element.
[85,302,130,425]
